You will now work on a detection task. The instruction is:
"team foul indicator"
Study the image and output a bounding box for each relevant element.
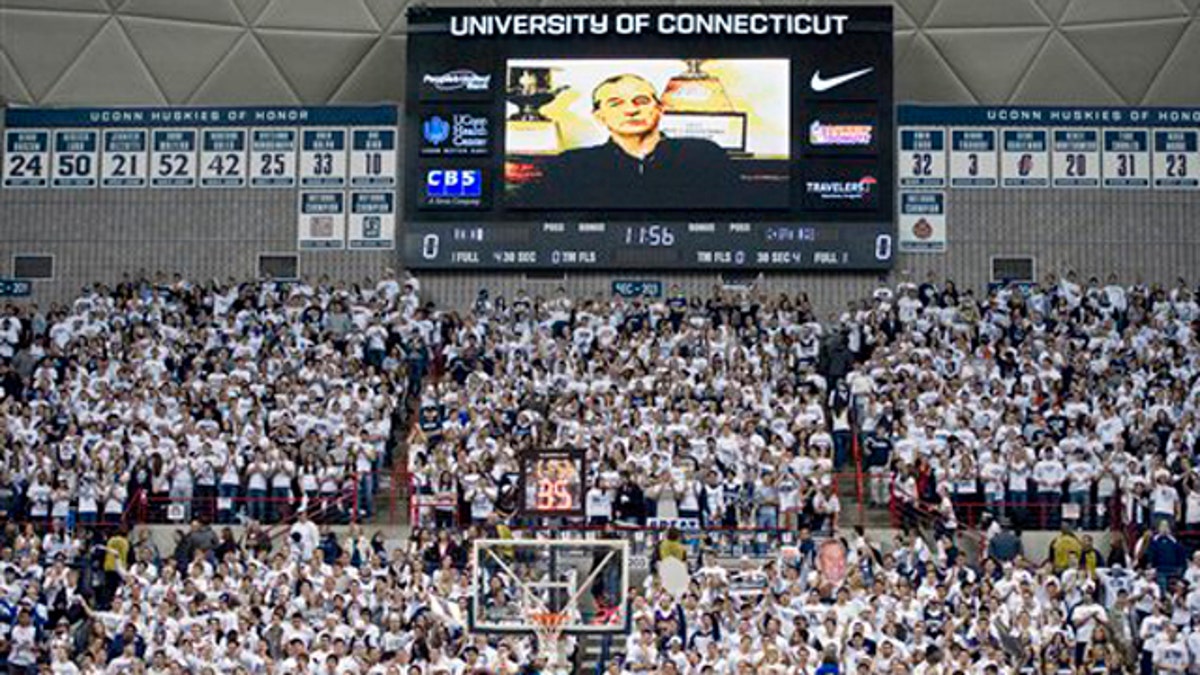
[520,448,585,517]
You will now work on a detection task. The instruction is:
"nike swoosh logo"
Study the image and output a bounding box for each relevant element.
[811,67,873,93]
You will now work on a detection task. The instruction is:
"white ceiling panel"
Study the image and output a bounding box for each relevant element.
[0,0,1195,106]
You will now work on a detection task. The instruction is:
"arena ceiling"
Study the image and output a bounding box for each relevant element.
[0,0,1198,107]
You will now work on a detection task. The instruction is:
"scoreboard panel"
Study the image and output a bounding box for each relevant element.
[404,6,896,271]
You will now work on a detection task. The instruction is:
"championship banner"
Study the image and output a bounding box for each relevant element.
[898,191,945,253]
[298,191,346,250]
[899,105,1200,192]
[348,192,395,249]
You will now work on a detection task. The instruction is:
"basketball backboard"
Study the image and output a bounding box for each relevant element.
[469,538,631,636]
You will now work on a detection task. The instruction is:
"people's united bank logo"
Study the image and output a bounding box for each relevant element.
[423,69,492,93]
[423,116,451,146]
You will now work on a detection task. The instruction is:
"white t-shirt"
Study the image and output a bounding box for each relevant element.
[1153,485,1181,516]
[9,624,37,666]
[1153,638,1188,674]
[586,488,613,520]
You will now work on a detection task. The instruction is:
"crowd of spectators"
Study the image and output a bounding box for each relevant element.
[2,512,1200,674]
[2,270,1200,673]
[0,271,424,528]
[410,272,1200,546]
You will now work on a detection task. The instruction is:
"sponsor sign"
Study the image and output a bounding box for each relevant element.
[421,168,485,208]
[809,121,872,146]
[420,112,491,156]
[419,68,494,101]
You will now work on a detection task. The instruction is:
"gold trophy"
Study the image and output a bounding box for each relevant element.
[659,59,747,152]
[661,59,735,112]
[506,66,568,155]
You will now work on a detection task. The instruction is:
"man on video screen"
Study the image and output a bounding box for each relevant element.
[517,74,743,209]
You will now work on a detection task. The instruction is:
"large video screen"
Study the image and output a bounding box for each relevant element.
[405,7,894,271]
[505,58,791,210]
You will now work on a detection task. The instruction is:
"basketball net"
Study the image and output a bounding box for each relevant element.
[530,609,570,673]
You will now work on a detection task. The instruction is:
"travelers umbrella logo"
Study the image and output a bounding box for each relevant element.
[805,175,876,201]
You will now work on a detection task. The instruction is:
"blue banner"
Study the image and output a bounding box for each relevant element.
[0,279,32,297]
[612,280,663,298]
[899,105,1200,128]
[4,105,397,128]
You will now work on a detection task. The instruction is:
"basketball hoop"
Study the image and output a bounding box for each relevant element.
[531,610,569,641]
[530,611,570,672]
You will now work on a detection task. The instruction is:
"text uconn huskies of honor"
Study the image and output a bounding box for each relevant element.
[448,12,850,37]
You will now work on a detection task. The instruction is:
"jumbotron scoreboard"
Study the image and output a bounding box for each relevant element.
[403,6,895,271]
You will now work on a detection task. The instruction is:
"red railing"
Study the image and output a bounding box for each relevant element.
[122,470,391,527]
[888,494,1126,529]
[406,471,868,531]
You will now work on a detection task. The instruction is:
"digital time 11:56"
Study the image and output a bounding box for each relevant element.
[624,225,676,247]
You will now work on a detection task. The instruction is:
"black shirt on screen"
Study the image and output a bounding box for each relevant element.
[516,136,742,209]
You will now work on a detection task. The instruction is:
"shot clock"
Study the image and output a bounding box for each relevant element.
[519,448,586,517]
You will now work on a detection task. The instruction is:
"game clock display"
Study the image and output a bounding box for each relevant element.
[403,6,895,271]
[519,448,586,517]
